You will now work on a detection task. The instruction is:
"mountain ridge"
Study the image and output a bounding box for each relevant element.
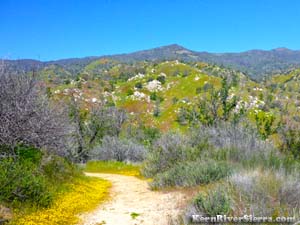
[3,44,300,80]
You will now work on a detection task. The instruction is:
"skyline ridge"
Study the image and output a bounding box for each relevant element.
[3,44,300,62]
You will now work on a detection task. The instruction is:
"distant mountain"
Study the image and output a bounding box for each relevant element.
[106,45,300,80]
[105,44,198,62]
[2,44,300,80]
[2,59,44,73]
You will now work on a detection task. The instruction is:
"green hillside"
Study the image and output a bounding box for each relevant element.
[39,59,299,135]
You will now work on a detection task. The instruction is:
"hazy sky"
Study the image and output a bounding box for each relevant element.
[1,0,300,60]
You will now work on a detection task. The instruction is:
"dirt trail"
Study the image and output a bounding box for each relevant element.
[79,173,192,225]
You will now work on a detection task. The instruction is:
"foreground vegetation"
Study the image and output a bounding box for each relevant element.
[0,69,113,223]
[12,177,110,225]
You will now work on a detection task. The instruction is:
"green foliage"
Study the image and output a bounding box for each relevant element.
[41,155,80,184]
[150,92,164,102]
[68,101,127,161]
[124,124,161,146]
[0,158,52,207]
[177,77,240,126]
[0,144,81,209]
[278,124,300,159]
[127,89,134,96]
[220,77,238,121]
[254,111,277,139]
[196,87,202,94]
[202,82,213,92]
[130,212,140,219]
[142,127,161,145]
[15,145,42,164]
[64,79,71,85]
[135,82,143,89]
[46,87,52,98]
[194,185,232,216]
[150,92,157,101]
[172,97,179,104]
[156,75,166,84]
[147,77,154,82]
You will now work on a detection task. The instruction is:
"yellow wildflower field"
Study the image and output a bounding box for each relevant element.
[12,177,111,225]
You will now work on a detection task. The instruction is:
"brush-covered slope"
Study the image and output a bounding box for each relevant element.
[43,59,271,130]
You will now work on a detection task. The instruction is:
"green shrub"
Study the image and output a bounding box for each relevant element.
[156,75,166,84]
[150,160,231,188]
[278,124,300,159]
[0,159,52,207]
[172,97,179,104]
[194,185,232,216]
[64,79,71,85]
[150,92,157,101]
[202,82,213,92]
[150,92,164,102]
[135,82,143,89]
[41,155,80,184]
[0,145,81,208]
[196,87,202,94]
[15,145,42,164]
[127,89,134,96]
[147,77,154,82]
[254,111,277,140]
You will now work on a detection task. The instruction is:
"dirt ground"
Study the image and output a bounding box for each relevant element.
[79,173,194,225]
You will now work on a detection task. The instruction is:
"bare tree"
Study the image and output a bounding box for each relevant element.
[0,68,71,156]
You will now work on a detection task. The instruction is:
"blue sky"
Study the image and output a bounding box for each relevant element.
[1,0,300,60]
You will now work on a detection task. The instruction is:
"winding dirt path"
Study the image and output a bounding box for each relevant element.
[79,173,192,225]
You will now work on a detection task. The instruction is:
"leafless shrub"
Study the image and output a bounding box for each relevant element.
[230,170,300,217]
[0,69,71,156]
[191,122,274,161]
[278,173,300,210]
[230,170,277,216]
[142,132,188,177]
[91,136,146,162]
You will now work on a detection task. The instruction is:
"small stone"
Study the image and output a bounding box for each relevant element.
[0,205,13,221]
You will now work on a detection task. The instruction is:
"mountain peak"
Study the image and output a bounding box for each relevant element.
[272,47,292,52]
[158,44,188,51]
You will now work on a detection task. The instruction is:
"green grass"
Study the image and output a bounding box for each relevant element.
[85,161,142,177]
[130,212,140,219]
